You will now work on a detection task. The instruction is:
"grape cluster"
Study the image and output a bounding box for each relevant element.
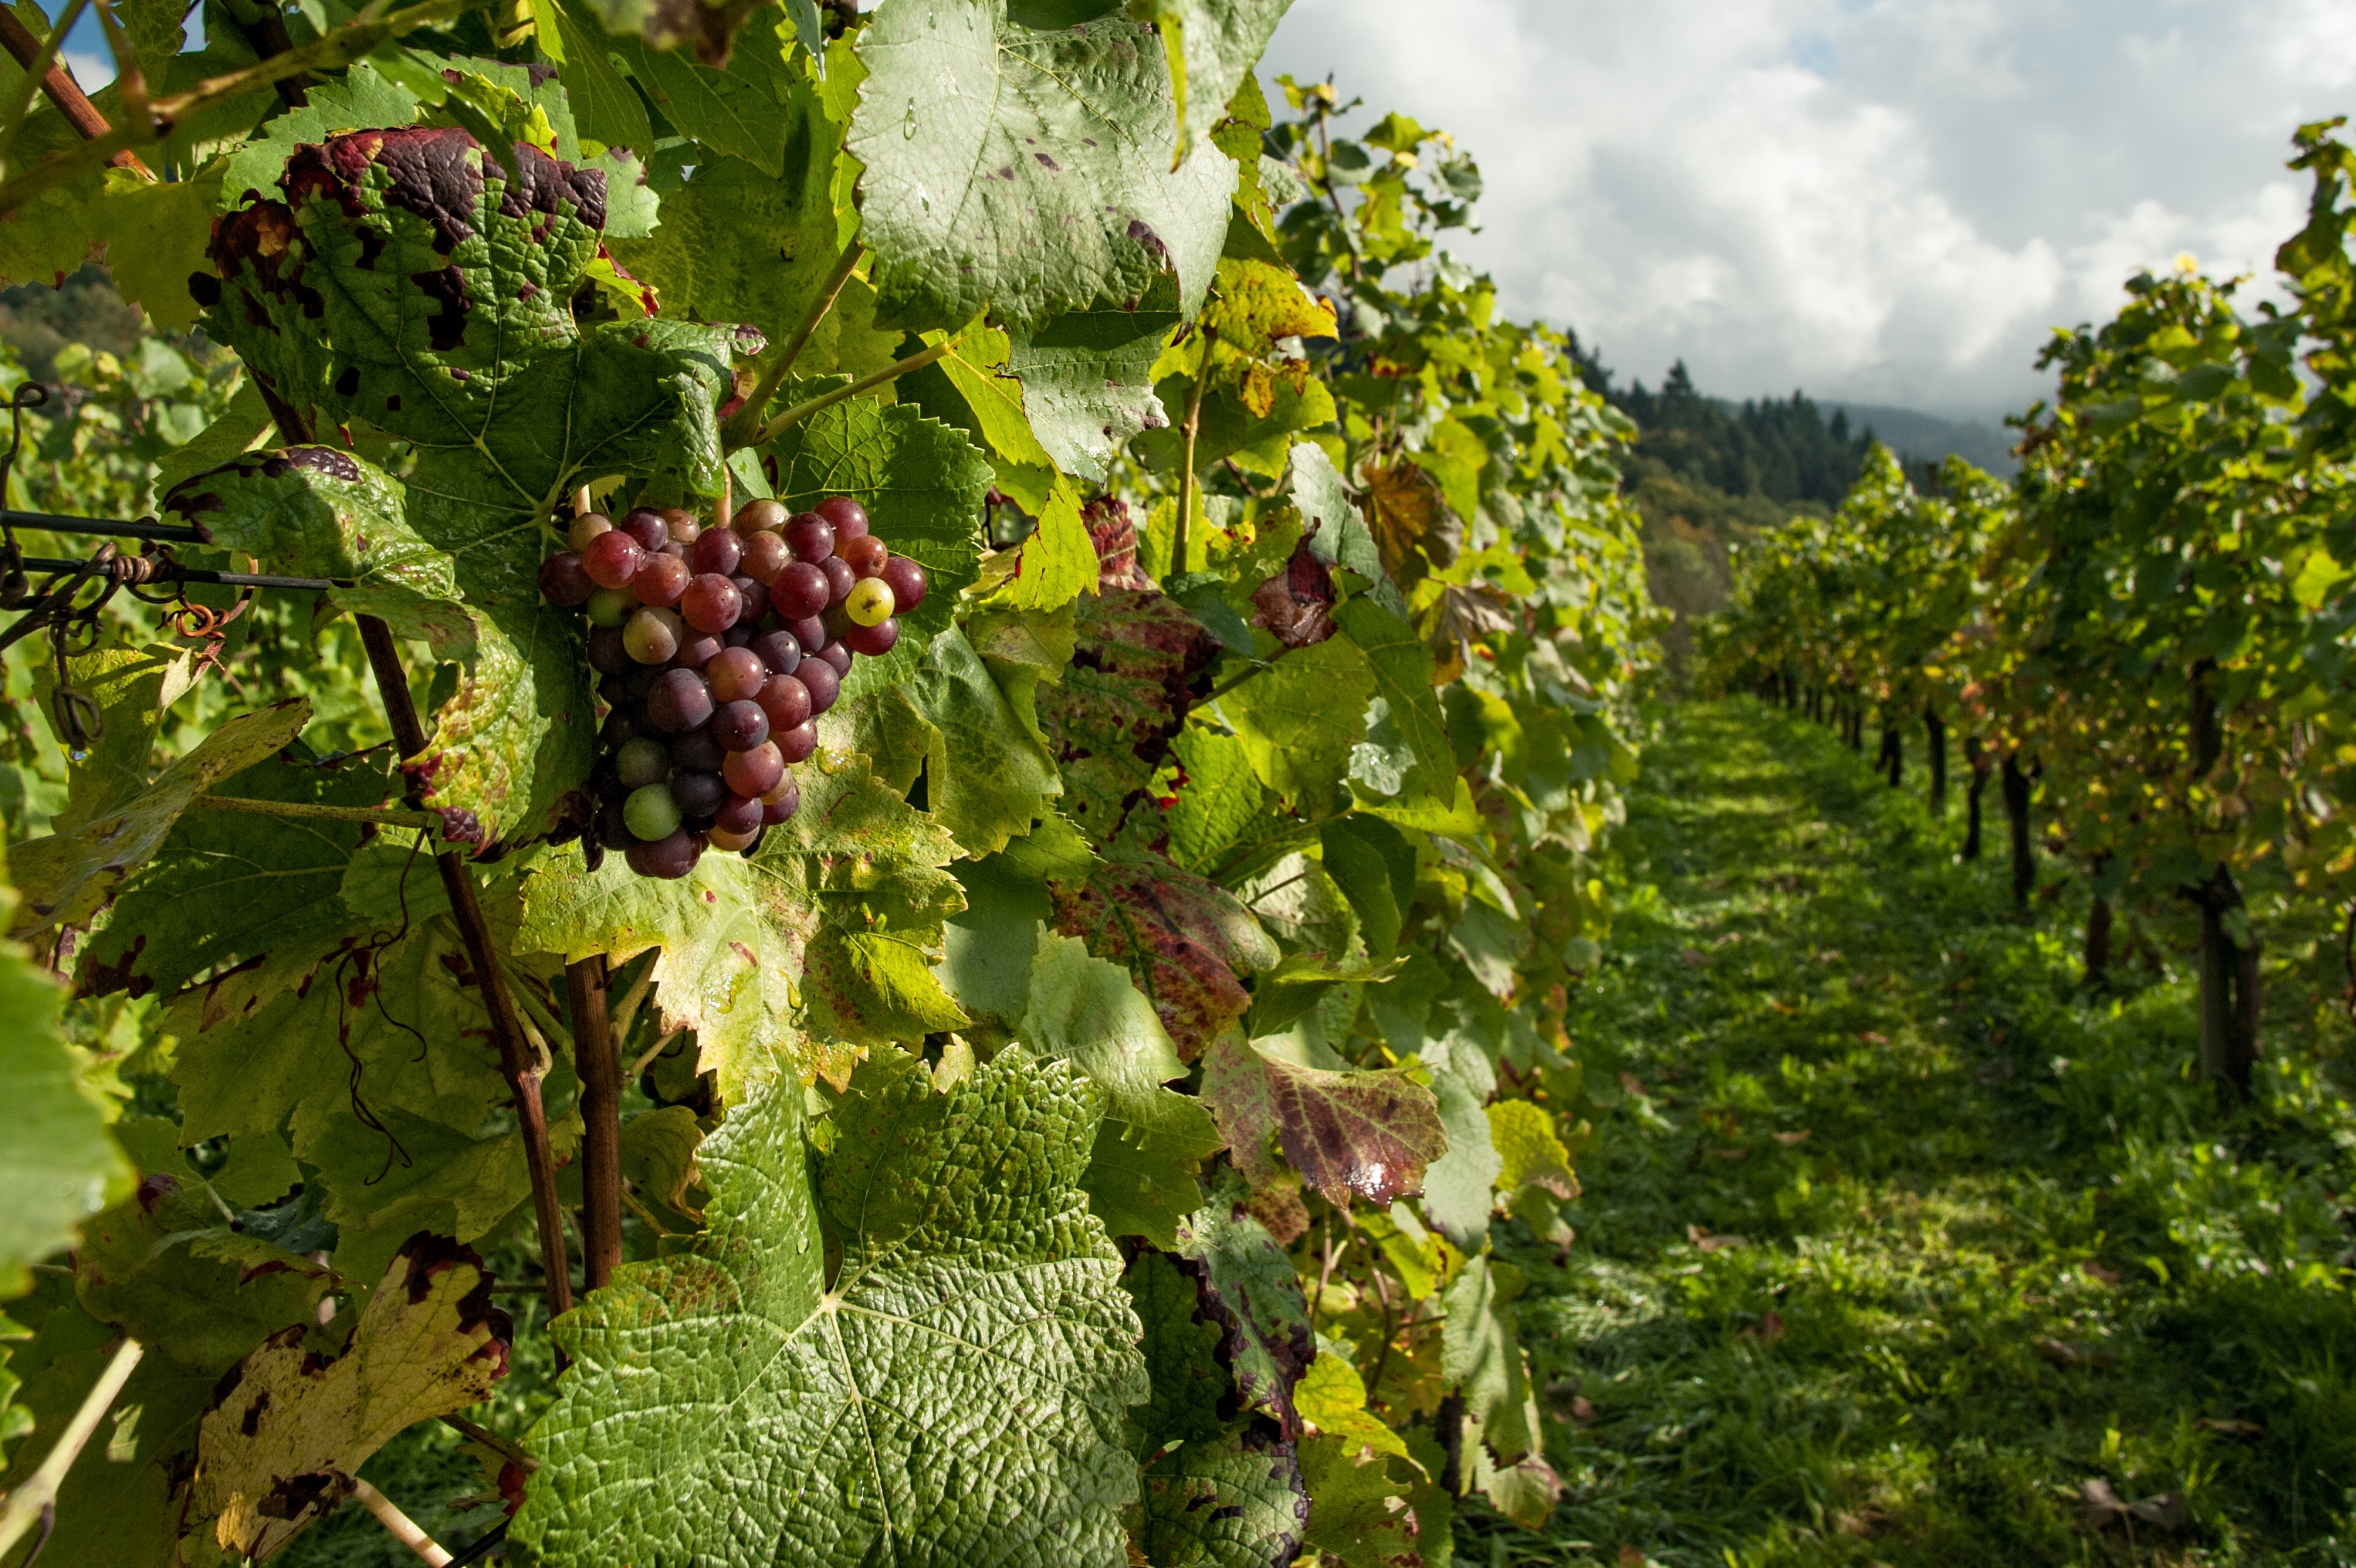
[537,494,926,879]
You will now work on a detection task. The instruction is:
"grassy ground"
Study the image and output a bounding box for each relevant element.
[1466,697,2356,1568]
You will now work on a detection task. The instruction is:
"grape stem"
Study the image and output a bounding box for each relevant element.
[191,794,444,831]
[724,242,865,450]
[350,1478,453,1566]
[751,337,959,447]
[1171,336,1214,577]
[0,1,151,180]
[0,1336,144,1560]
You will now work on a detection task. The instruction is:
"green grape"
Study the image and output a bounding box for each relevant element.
[623,783,683,842]
[844,576,895,628]
[587,586,638,627]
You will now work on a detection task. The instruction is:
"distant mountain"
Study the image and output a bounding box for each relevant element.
[1826,403,2019,476]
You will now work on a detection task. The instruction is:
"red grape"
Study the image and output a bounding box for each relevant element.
[690,529,742,577]
[540,552,595,606]
[587,625,631,676]
[816,496,868,540]
[838,534,888,576]
[784,513,835,563]
[682,574,743,635]
[775,720,817,764]
[670,770,726,816]
[583,530,645,590]
[672,729,727,773]
[757,672,811,731]
[761,773,801,825]
[568,512,614,551]
[798,655,840,715]
[713,792,763,835]
[740,531,788,585]
[734,499,787,534]
[706,647,767,703]
[819,556,857,605]
[620,507,669,551]
[712,699,770,753]
[625,830,702,879]
[772,562,830,619]
[881,556,927,611]
[723,740,785,798]
[673,632,721,671]
[733,575,770,625]
[709,823,760,852]
[632,553,689,607]
[646,669,713,733]
[817,642,852,676]
[787,615,828,653]
[842,617,899,658]
[661,508,701,545]
[751,629,801,675]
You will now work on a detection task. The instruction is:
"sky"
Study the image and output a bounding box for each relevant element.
[1259,0,2356,420]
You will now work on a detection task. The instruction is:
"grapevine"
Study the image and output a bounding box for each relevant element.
[0,4,1652,1566]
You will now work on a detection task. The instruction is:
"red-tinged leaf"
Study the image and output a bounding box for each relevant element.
[1048,848,1278,1060]
[1173,1179,1315,1438]
[1201,1037,1448,1207]
[1036,589,1219,845]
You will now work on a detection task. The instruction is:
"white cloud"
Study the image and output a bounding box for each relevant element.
[1261,0,2356,418]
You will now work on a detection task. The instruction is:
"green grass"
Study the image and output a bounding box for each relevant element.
[1465,697,2356,1568]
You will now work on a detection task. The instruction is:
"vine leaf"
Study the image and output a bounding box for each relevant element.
[1020,933,1223,1247]
[513,1049,1148,1566]
[1487,1099,1578,1200]
[1173,1176,1314,1438]
[1216,636,1376,815]
[7,700,311,940]
[1334,597,1454,804]
[182,1235,511,1562]
[1126,0,1293,160]
[1005,274,1183,484]
[848,0,1235,331]
[1200,1036,1448,1207]
[1035,588,1220,845]
[74,1175,332,1373]
[1048,848,1278,1060]
[1417,1062,1501,1248]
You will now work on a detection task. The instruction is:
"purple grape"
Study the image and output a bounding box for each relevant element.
[773,562,829,620]
[775,720,817,764]
[819,556,857,605]
[597,675,627,708]
[540,552,595,606]
[713,792,763,835]
[733,575,770,625]
[761,774,801,825]
[646,669,714,733]
[621,664,661,700]
[880,555,928,612]
[599,708,638,747]
[675,632,722,671]
[587,625,631,676]
[625,830,702,879]
[750,629,801,675]
[597,798,633,845]
[816,496,868,540]
[690,529,743,577]
[620,507,669,551]
[841,617,898,658]
[787,615,827,653]
[757,672,811,732]
[817,642,852,677]
[798,655,840,716]
[711,699,770,753]
[784,512,835,564]
[672,728,727,772]
[670,770,727,817]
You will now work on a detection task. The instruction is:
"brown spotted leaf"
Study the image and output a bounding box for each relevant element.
[183,1233,511,1562]
[1201,1037,1448,1208]
[1049,848,1278,1061]
[1035,589,1219,845]
[1249,541,1338,650]
[1173,1175,1315,1438]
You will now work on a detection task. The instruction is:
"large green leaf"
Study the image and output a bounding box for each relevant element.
[893,625,1065,856]
[513,1049,1147,1566]
[1020,933,1222,1246]
[1167,722,1264,874]
[998,273,1182,483]
[1128,0,1292,157]
[1216,636,1374,815]
[73,1177,331,1373]
[0,913,130,1299]
[1335,596,1453,804]
[848,0,1235,330]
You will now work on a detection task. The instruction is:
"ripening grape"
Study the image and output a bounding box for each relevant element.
[586,586,638,628]
[775,720,817,764]
[620,508,669,552]
[615,737,672,789]
[709,824,760,852]
[842,617,899,658]
[631,553,689,608]
[750,629,801,676]
[740,530,788,585]
[711,699,770,753]
[625,829,702,879]
[568,512,614,551]
[880,555,927,611]
[713,792,763,835]
[661,507,701,546]
[670,770,726,817]
[540,553,595,606]
[734,498,787,534]
[797,656,840,716]
[583,530,645,590]
[723,740,785,798]
[818,557,857,605]
[772,562,830,619]
[815,496,868,540]
[761,773,801,825]
[844,577,895,628]
[681,574,742,635]
[623,783,683,841]
[756,672,811,731]
[784,512,835,563]
[690,529,742,577]
[838,534,888,577]
[621,664,661,701]
[624,607,685,665]
[646,669,714,733]
[706,647,767,703]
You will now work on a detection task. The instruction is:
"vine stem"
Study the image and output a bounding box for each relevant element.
[0,4,149,177]
[752,337,956,447]
[0,0,481,217]
[191,794,444,831]
[723,242,865,450]
[1171,338,1214,577]
[0,1336,144,1560]
[351,1478,452,1566]
[568,954,622,1291]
